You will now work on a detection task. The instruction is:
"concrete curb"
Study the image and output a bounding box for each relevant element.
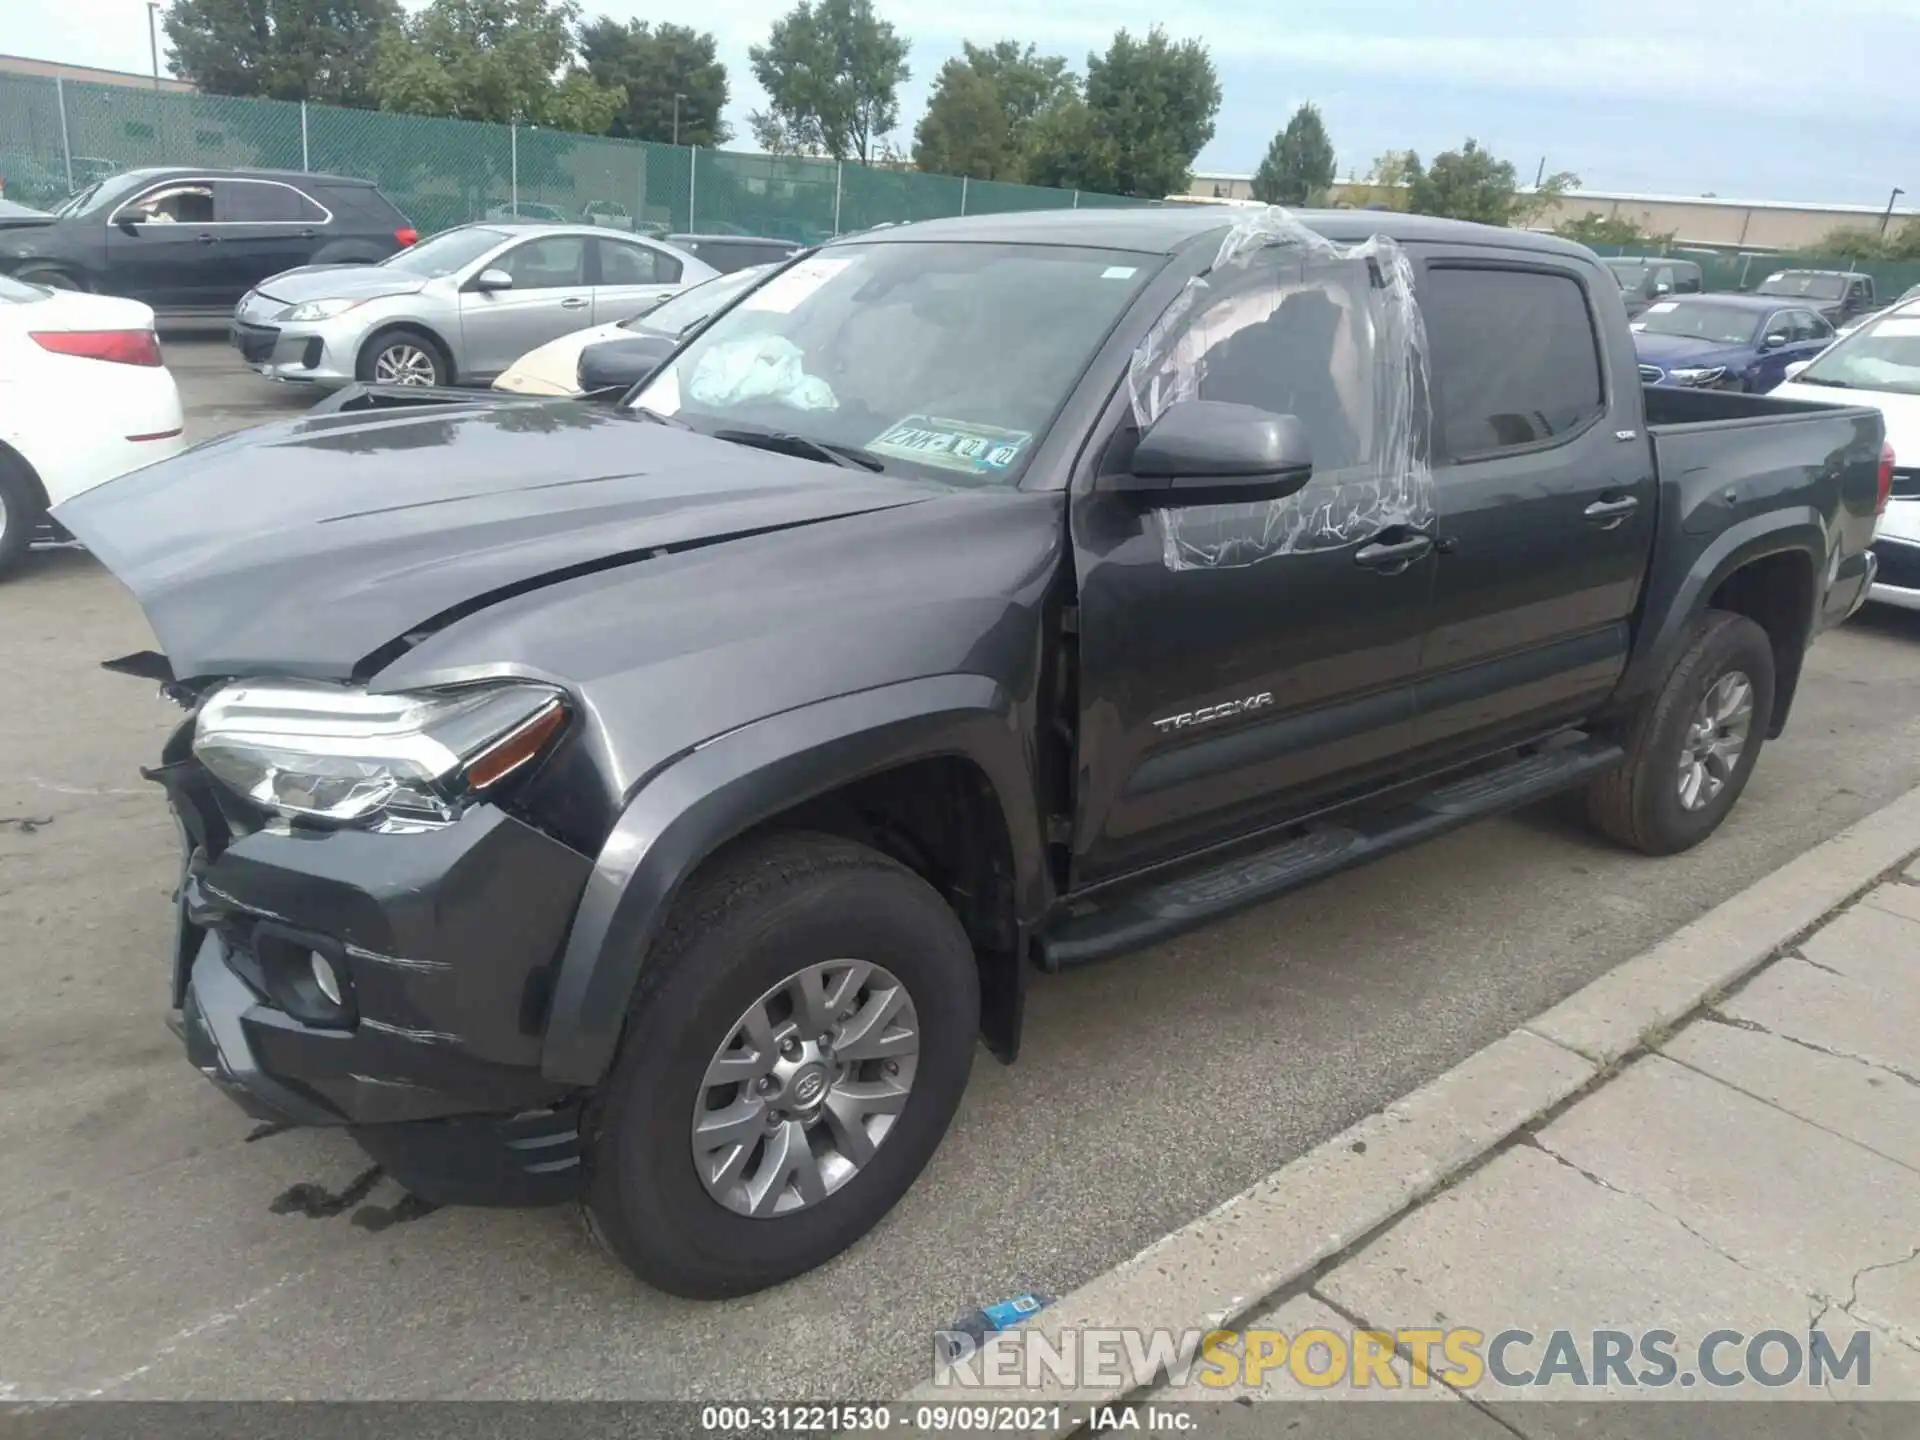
[899,782,1920,1428]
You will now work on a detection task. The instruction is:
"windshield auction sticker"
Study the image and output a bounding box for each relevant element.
[868,415,1033,475]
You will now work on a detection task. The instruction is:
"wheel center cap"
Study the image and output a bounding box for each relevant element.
[788,1064,828,1108]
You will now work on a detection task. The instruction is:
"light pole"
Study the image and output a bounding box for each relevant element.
[673,93,688,147]
[1882,186,1906,237]
[147,2,161,88]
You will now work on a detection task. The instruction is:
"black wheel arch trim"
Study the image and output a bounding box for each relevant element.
[538,672,1049,1087]
[1612,507,1827,738]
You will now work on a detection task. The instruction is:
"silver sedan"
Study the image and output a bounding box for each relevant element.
[228,223,719,388]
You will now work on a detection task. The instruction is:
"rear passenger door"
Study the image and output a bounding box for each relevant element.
[213,179,328,301]
[592,237,683,322]
[1410,255,1656,758]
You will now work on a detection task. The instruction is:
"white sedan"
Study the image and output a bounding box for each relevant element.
[1773,297,1920,610]
[0,274,185,575]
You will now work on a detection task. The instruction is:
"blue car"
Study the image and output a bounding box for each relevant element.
[1632,293,1836,393]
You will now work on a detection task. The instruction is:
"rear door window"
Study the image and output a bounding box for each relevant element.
[599,239,681,285]
[217,180,327,223]
[1421,266,1606,460]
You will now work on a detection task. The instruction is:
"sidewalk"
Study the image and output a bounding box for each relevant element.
[908,787,1920,1434]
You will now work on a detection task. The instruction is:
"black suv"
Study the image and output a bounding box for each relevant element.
[0,167,417,320]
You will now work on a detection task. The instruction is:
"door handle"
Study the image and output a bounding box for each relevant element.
[561,297,588,310]
[195,233,218,244]
[1584,495,1640,528]
[1354,532,1434,572]
[297,228,316,239]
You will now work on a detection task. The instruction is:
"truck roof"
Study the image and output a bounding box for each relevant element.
[833,205,1598,260]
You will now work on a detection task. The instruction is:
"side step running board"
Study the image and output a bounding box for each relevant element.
[1039,738,1624,970]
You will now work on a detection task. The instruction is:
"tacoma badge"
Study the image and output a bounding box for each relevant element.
[1152,691,1275,734]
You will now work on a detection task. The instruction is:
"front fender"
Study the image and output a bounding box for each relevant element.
[539,673,1046,1087]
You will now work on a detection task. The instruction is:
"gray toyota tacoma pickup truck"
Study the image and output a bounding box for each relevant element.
[59,206,1889,1298]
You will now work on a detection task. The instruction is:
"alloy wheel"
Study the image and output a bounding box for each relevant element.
[373,342,437,386]
[691,959,919,1218]
[1677,669,1753,811]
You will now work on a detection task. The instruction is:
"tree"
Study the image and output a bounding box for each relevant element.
[1406,139,1577,227]
[913,40,1074,180]
[1555,213,1673,248]
[577,18,730,146]
[370,0,620,130]
[1341,149,1418,210]
[1250,101,1334,207]
[1805,222,1920,261]
[1076,27,1220,198]
[162,0,400,106]
[1020,96,1111,192]
[748,0,910,164]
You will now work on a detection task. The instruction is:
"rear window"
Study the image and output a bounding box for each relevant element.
[1422,266,1606,460]
[312,183,409,227]
[218,180,326,223]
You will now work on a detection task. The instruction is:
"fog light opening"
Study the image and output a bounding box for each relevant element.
[311,951,344,1007]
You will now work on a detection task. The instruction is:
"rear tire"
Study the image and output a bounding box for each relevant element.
[14,267,80,292]
[356,326,447,387]
[0,453,42,578]
[1586,610,1775,855]
[584,832,979,1298]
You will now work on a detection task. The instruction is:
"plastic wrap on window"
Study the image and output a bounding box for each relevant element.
[1127,206,1432,571]
[687,334,839,412]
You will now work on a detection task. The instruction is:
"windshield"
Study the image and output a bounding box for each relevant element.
[379,227,506,277]
[0,273,49,303]
[622,265,771,336]
[1796,311,1920,395]
[52,172,145,218]
[629,242,1156,485]
[1758,272,1847,301]
[1636,301,1761,345]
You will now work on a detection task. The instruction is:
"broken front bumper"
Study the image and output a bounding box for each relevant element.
[161,782,598,1205]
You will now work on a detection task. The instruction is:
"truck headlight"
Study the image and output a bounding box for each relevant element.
[276,298,366,322]
[193,679,567,829]
[1669,366,1726,387]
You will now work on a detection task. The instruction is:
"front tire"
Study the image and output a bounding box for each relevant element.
[1586,610,1775,855]
[584,832,980,1298]
[356,327,447,387]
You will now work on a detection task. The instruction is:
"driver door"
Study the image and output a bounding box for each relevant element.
[103,180,219,308]
[457,233,591,379]
[1068,253,1436,888]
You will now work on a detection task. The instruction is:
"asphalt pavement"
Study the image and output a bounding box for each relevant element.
[6,339,1920,1401]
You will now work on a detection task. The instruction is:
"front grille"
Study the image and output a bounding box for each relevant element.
[1871,539,1920,591]
[1891,468,1920,501]
[1638,364,1664,383]
[230,322,280,363]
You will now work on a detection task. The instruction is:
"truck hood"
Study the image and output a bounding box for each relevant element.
[254,265,426,304]
[53,400,941,681]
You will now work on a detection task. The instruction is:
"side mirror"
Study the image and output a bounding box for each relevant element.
[1763,332,1789,349]
[1102,400,1314,508]
[116,209,151,232]
[472,267,514,292]
[1654,281,1672,295]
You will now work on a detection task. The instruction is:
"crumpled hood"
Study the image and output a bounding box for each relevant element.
[54,400,940,681]
[254,265,426,304]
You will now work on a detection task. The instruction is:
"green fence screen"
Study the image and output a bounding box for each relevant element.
[0,72,1148,239]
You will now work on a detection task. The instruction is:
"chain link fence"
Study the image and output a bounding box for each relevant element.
[0,72,1144,239]
[1583,242,1920,300]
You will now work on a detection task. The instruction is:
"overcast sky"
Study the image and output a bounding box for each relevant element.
[14,0,1917,206]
